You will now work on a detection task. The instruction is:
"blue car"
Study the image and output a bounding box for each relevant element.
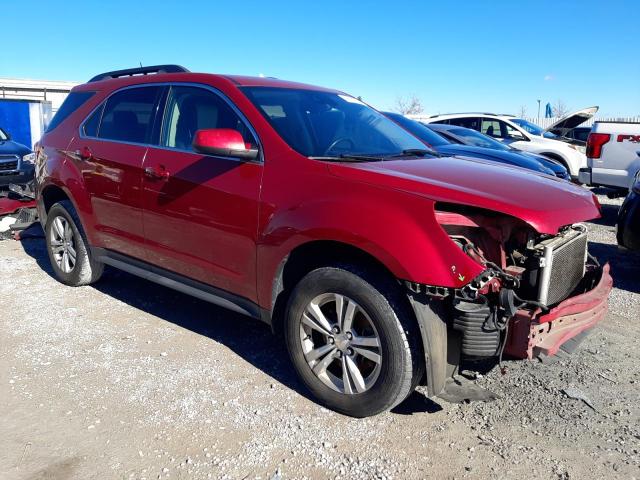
[383,112,570,180]
[0,126,34,187]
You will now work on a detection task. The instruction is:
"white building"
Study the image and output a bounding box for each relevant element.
[0,77,77,148]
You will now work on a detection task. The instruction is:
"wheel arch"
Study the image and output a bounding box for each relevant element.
[268,239,408,336]
[41,183,71,214]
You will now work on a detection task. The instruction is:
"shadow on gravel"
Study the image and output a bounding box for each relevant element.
[19,237,439,416]
[391,391,442,415]
[589,240,640,294]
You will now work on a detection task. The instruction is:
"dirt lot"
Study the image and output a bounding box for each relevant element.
[1,192,639,480]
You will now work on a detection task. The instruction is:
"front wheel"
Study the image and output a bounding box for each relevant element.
[284,265,422,417]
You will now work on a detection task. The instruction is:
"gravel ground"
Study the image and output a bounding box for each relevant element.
[1,192,639,480]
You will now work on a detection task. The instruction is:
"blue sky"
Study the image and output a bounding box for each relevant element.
[3,0,639,117]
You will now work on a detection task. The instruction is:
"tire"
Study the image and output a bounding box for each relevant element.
[284,264,423,417]
[45,200,103,286]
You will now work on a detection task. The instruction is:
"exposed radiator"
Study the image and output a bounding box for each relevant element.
[536,225,588,306]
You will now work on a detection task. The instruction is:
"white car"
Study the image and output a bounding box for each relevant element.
[422,108,597,180]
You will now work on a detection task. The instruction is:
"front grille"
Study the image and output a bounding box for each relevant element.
[537,226,588,306]
[0,161,18,171]
[0,155,19,172]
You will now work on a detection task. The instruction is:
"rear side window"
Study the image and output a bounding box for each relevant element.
[449,117,481,131]
[98,86,162,144]
[46,91,95,132]
[82,105,103,137]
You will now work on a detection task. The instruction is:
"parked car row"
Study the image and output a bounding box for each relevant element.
[419,110,596,179]
[383,112,570,180]
[30,65,617,417]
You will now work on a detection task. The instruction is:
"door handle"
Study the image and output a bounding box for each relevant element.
[144,166,170,181]
[75,146,93,161]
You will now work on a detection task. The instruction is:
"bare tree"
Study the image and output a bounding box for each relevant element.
[552,99,570,118]
[518,105,528,118]
[393,95,424,115]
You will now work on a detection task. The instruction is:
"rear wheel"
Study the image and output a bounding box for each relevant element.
[284,265,422,417]
[45,200,103,286]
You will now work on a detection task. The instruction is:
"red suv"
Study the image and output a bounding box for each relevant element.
[35,65,612,417]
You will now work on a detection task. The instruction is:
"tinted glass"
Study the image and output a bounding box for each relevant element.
[0,127,8,141]
[382,112,449,147]
[161,86,257,151]
[447,117,481,131]
[574,128,590,142]
[98,87,162,143]
[46,91,95,132]
[82,105,103,137]
[242,87,425,157]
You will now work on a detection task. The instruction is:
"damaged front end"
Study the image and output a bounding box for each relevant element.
[407,203,612,395]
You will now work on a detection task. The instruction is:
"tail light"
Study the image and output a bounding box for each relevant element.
[586,133,610,159]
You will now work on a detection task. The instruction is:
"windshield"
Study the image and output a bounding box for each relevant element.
[511,118,558,139]
[0,128,8,141]
[382,112,449,147]
[241,87,426,158]
[444,127,511,151]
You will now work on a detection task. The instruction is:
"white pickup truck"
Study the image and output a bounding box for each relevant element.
[579,121,640,191]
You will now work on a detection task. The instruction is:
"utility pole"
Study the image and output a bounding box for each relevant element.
[537,99,541,123]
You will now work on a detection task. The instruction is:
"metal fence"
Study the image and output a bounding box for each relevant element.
[522,116,640,128]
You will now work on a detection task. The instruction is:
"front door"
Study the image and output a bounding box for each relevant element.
[141,85,262,301]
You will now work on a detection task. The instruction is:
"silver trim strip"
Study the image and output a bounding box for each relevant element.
[98,255,255,317]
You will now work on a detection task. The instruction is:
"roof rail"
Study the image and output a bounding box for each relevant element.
[88,65,190,83]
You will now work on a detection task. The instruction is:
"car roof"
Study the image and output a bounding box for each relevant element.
[428,112,498,118]
[75,71,341,94]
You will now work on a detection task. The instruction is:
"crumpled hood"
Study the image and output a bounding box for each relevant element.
[328,156,599,234]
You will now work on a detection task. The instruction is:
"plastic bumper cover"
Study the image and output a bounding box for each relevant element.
[504,263,613,359]
[578,167,592,185]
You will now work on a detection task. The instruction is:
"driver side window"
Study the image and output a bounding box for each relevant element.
[161,86,256,151]
[504,122,526,140]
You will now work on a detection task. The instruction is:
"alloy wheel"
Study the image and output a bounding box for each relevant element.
[49,215,77,273]
[299,293,382,394]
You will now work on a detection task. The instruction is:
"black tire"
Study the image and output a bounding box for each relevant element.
[284,264,423,417]
[45,200,103,286]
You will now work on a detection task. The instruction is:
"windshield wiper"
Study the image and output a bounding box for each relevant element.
[308,154,384,162]
[389,148,440,158]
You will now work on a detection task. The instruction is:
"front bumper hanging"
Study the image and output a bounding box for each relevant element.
[504,263,613,359]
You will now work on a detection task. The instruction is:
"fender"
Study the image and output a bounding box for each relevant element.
[256,181,486,311]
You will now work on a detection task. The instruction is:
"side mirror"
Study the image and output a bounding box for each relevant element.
[192,129,259,160]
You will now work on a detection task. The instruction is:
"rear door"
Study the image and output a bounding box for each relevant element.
[141,84,262,300]
[480,118,530,149]
[71,85,164,260]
